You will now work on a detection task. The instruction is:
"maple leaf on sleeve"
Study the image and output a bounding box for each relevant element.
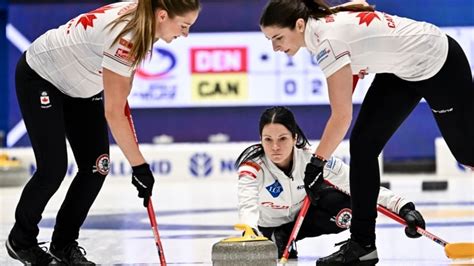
[356,11,380,26]
[75,5,114,30]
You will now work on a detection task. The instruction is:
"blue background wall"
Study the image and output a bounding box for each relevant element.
[0,0,7,147]
[3,0,474,164]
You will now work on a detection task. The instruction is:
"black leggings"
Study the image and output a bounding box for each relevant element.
[259,188,352,248]
[349,36,474,245]
[10,53,110,249]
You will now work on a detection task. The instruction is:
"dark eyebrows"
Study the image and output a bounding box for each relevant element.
[271,34,281,40]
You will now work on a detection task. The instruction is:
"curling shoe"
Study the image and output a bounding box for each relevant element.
[6,236,57,265]
[316,238,378,265]
[50,241,95,265]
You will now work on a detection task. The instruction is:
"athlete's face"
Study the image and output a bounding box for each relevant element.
[261,18,306,56]
[261,123,297,170]
[154,9,199,43]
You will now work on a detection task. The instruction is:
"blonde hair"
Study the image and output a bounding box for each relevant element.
[109,0,200,68]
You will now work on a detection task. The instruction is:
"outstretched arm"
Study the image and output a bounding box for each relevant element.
[103,68,146,166]
[103,68,155,207]
[237,163,261,229]
[315,64,353,160]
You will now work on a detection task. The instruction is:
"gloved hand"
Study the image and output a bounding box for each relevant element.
[131,163,155,207]
[303,155,326,205]
[399,202,425,238]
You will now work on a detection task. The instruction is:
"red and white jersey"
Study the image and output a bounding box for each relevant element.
[238,148,410,228]
[26,2,138,98]
[304,11,448,81]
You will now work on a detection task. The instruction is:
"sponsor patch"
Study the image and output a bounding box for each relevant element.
[316,48,331,65]
[115,48,133,61]
[261,201,289,209]
[266,180,283,198]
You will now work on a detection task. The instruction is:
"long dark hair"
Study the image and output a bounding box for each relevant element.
[235,106,310,168]
[260,0,374,29]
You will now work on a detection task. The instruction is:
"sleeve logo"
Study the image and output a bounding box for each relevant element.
[316,48,331,64]
[355,11,381,26]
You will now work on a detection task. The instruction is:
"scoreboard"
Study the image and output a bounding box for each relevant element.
[130,32,375,109]
[130,27,474,109]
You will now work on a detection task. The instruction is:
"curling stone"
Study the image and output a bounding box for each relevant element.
[212,224,277,266]
[0,153,29,187]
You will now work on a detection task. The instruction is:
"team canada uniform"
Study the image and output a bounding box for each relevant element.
[27,1,136,97]
[237,148,410,233]
[11,2,137,250]
[303,10,473,245]
[304,11,448,81]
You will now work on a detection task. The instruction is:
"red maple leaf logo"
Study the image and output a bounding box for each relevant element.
[356,12,381,26]
[76,5,114,30]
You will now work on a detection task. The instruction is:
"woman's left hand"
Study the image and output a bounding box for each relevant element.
[399,202,426,238]
[304,156,326,205]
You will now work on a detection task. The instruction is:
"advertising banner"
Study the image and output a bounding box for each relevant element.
[1,141,382,181]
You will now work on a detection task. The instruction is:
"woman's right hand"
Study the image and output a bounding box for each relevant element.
[131,163,155,207]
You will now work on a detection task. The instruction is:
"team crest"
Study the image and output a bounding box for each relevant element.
[40,91,51,109]
[93,154,110,175]
[335,208,352,228]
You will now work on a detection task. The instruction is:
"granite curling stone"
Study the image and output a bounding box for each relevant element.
[212,224,278,266]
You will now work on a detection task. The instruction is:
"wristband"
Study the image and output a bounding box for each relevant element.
[310,155,327,167]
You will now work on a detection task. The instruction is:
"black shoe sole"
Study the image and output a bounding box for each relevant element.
[316,258,379,266]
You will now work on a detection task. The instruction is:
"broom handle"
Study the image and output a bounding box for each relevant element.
[322,179,450,248]
[376,204,449,247]
[125,102,167,265]
[280,196,312,262]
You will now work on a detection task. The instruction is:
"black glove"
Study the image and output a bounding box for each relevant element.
[131,163,155,207]
[399,202,425,238]
[303,155,326,205]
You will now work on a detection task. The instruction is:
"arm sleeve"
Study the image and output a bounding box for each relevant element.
[237,162,261,229]
[316,39,352,78]
[102,29,136,77]
[323,157,410,214]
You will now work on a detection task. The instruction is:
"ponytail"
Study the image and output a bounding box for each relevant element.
[234,144,265,169]
[305,0,375,19]
[260,0,375,28]
[108,0,155,68]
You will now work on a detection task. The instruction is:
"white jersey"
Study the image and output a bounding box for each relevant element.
[237,148,410,228]
[26,2,137,98]
[304,11,449,81]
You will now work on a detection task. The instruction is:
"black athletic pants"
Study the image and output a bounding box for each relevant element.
[259,187,352,250]
[10,52,110,249]
[349,36,474,245]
